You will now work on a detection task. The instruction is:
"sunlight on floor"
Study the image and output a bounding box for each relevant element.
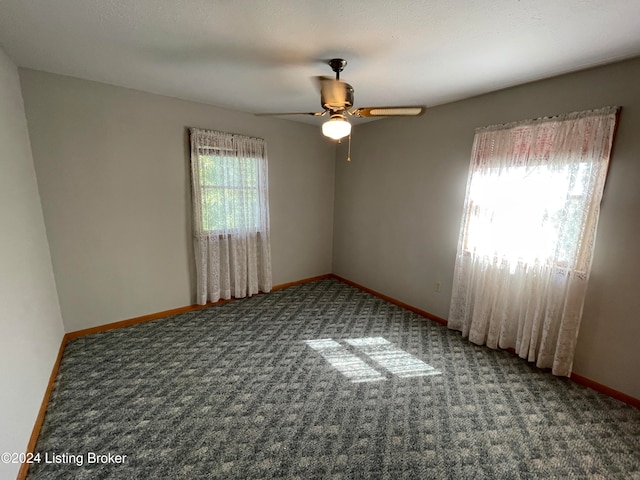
[304,339,386,383]
[305,337,441,382]
[346,337,441,378]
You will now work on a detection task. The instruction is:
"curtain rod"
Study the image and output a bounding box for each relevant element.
[188,127,264,143]
[477,106,620,133]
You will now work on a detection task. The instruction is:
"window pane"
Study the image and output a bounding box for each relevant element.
[199,155,262,233]
[465,163,590,267]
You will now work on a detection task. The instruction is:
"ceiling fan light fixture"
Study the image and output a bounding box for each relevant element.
[322,114,351,140]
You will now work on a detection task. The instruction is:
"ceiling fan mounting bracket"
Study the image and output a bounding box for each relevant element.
[328,58,347,79]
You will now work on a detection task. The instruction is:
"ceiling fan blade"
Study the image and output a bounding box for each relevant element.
[351,106,426,117]
[255,111,327,117]
[315,76,353,111]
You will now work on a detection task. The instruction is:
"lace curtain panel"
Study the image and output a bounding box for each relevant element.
[448,107,619,376]
[190,128,272,304]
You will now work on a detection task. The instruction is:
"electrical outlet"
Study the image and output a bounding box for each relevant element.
[434,282,441,293]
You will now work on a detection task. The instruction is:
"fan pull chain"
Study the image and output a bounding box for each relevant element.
[347,132,352,162]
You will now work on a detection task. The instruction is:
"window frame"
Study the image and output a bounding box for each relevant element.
[190,129,269,238]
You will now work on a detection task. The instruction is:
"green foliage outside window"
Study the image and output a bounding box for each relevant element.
[199,154,261,233]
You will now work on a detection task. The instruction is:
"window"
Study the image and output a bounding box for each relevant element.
[190,129,269,237]
[448,107,618,376]
[197,148,263,233]
[465,161,593,271]
[189,128,271,304]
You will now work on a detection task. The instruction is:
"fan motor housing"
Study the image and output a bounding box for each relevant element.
[322,82,354,111]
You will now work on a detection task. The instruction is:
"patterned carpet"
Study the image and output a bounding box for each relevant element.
[28,279,640,479]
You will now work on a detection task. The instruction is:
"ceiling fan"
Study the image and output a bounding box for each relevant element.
[256,58,426,141]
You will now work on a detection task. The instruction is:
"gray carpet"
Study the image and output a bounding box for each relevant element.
[28,279,640,479]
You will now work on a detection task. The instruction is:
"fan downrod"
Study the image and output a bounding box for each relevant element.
[328,58,347,79]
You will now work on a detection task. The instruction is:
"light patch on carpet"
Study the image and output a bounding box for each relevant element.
[346,337,441,378]
[305,337,441,382]
[304,339,386,383]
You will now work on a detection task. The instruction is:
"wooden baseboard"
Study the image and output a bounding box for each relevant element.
[330,274,448,326]
[66,274,333,340]
[570,372,640,409]
[65,303,217,340]
[272,273,332,291]
[17,336,68,480]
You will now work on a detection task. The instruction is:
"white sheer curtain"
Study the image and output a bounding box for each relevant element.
[190,128,272,304]
[448,107,619,376]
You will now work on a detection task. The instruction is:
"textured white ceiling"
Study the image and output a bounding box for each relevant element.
[1,1,639,124]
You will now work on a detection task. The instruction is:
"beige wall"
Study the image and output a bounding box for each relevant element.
[0,50,65,479]
[333,57,640,399]
[20,69,335,333]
